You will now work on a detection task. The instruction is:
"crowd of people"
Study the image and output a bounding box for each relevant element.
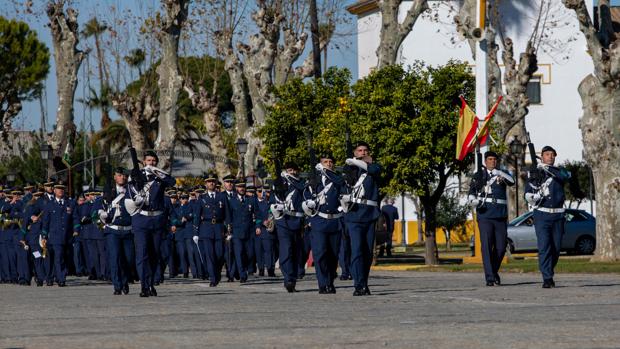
[0,142,387,297]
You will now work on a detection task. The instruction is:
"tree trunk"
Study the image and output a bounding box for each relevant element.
[563,0,620,260]
[411,194,425,244]
[154,0,189,169]
[184,81,232,179]
[422,202,438,265]
[111,87,158,152]
[576,75,620,261]
[308,0,321,78]
[376,0,428,69]
[46,1,84,155]
[94,31,111,129]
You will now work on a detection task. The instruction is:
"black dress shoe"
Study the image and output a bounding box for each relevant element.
[363,287,371,295]
[139,290,150,297]
[339,275,349,281]
[46,281,54,286]
[494,275,501,286]
[114,290,122,295]
[183,273,189,278]
[154,281,160,286]
[150,287,157,296]
[88,275,97,280]
[318,287,328,294]
[209,282,217,287]
[327,285,336,294]
[542,279,555,288]
[239,277,247,284]
[353,288,365,296]
[486,281,495,286]
[36,281,43,287]
[258,269,265,277]
[122,285,129,295]
[58,282,66,287]
[285,282,296,293]
[267,269,276,277]
[227,277,234,282]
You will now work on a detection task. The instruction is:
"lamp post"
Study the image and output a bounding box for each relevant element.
[7,169,16,186]
[256,159,267,186]
[509,136,524,217]
[39,142,52,181]
[235,138,248,180]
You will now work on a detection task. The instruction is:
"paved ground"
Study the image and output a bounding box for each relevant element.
[1,270,619,349]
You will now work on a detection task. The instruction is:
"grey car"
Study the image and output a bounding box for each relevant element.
[507,209,596,255]
[469,209,596,255]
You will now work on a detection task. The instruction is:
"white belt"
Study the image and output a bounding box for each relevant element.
[535,207,565,214]
[139,210,164,217]
[318,212,344,219]
[284,210,304,217]
[106,225,132,231]
[351,198,378,207]
[482,198,507,205]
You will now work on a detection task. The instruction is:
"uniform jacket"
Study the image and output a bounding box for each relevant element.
[344,162,382,224]
[41,197,80,245]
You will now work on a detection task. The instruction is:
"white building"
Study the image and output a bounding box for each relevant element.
[347,0,596,243]
[347,0,594,163]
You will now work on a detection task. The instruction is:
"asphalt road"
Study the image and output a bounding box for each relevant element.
[1,270,619,349]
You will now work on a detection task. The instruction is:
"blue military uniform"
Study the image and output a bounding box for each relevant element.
[222,188,238,281]
[526,156,570,288]
[468,165,514,285]
[41,195,81,286]
[195,190,229,285]
[128,166,176,296]
[343,158,381,295]
[22,195,47,286]
[380,203,399,257]
[0,195,11,283]
[171,197,193,278]
[77,198,95,278]
[273,173,306,292]
[255,190,276,276]
[8,197,27,284]
[306,166,346,293]
[100,185,134,294]
[226,190,258,282]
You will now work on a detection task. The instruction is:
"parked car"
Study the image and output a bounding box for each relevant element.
[469,209,596,255]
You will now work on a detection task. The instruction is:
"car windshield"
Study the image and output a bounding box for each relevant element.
[509,212,533,226]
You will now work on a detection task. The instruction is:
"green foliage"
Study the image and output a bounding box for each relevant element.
[260,67,352,173]
[562,160,594,201]
[436,192,470,234]
[0,135,46,186]
[0,15,50,100]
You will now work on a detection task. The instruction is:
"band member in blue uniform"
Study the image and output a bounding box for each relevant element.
[41,183,81,287]
[173,192,193,278]
[468,151,514,286]
[221,175,238,282]
[271,162,306,292]
[194,173,229,286]
[99,167,134,295]
[342,142,381,296]
[525,146,570,288]
[303,153,346,294]
[226,180,257,283]
[127,151,176,297]
[255,185,276,277]
[22,187,47,286]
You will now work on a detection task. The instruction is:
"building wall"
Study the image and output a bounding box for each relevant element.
[354,0,595,163]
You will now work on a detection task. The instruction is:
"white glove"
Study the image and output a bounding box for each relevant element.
[525,193,541,204]
[24,245,30,251]
[537,163,549,170]
[345,158,367,171]
[467,194,480,207]
[315,163,324,172]
[492,169,515,184]
[98,209,108,221]
[192,235,199,244]
[305,200,316,209]
[280,171,288,179]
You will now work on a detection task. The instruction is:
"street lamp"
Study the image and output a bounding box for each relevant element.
[509,136,524,217]
[6,169,16,185]
[39,142,52,180]
[235,138,248,179]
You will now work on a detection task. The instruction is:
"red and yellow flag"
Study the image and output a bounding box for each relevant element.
[456,96,479,161]
[469,96,503,149]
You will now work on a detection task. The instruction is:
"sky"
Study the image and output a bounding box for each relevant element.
[4,0,359,133]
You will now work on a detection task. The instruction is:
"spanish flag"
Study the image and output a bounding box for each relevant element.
[456,96,479,161]
[469,96,503,149]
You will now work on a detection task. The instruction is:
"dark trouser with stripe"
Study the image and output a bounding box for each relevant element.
[311,228,341,288]
[277,226,302,284]
[132,215,164,291]
[106,231,133,291]
[348,221,375,290]
[533,212,565,281]
[338,229,351,278]
[477,218,507,282]
[47,244,67,283]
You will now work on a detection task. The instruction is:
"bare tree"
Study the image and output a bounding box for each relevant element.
[562,0,620,261]
[111,87,158,151]
[46,0,85,158]
[154,0,190,168]
[376,0,429,68]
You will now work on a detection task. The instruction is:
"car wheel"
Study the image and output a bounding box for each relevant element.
[506,239,515,254]
[575,236,596,255]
